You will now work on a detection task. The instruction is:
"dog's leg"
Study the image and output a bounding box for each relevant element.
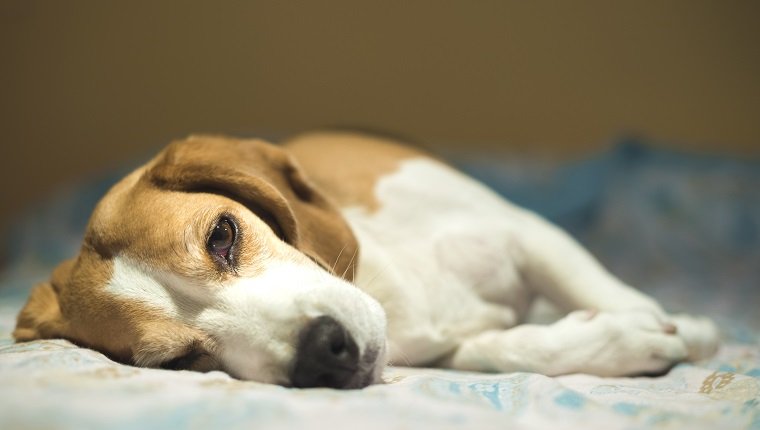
[511,207,661,314]
[508,206,719,360]
[442,310,689,376]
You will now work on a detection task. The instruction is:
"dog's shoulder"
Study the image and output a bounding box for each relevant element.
[282,130,436,211]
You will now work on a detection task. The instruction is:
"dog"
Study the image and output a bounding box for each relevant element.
[13,131,719,388]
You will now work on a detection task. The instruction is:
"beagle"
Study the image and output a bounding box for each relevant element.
[14,131,719,388]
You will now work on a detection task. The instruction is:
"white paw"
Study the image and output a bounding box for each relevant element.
[668,313,720,361]
[553,310,689,377]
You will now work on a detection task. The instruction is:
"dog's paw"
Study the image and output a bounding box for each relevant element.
[553,310,689,376]
[668,313,720,361]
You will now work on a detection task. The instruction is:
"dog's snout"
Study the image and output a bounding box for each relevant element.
[291,316,360,389]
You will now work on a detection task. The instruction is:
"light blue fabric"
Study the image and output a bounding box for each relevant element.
[1,138,759,429]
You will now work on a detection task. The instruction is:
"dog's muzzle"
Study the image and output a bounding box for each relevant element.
[290,316,377,389]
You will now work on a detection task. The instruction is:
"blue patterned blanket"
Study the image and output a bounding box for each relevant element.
[1,138,758,429]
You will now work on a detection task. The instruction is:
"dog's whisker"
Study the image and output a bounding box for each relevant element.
[392,344,412,367]
[331,243,348,274]
[363,263,391,289]
[341,248,359,279]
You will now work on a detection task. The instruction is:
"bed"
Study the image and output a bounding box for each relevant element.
[1,138,758,429]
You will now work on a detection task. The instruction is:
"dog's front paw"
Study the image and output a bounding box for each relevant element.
[554,310,689,377]
[668,314,720,361]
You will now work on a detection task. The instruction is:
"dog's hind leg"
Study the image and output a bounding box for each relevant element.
[504,204,719,361]
[508,206,663,315]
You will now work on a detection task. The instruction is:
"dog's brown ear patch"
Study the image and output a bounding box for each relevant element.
[14,259,74,342]
[277,153,360,277]
[13,282,68,342]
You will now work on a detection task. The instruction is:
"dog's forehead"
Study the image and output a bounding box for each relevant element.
[82,161,287,284]
[86,168,223,259]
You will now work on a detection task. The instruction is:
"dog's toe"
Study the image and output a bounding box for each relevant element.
[669,314,720,361]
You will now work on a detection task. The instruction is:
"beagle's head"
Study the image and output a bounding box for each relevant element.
[13,135,387,389]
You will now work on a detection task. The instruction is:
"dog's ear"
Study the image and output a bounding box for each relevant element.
[13,259,73,342]
[146,136,359,280]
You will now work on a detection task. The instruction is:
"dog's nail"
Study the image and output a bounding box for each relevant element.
[662,322,678,334]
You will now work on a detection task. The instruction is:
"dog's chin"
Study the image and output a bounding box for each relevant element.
[330,357,386,390]
[350,344,388,389]
[295,340,388,390]
[344,367,381,389]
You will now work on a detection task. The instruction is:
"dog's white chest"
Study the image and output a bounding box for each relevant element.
[343,159,532,365]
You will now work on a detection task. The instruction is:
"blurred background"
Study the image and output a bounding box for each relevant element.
[2,5,760,422]
[1,0,759,236]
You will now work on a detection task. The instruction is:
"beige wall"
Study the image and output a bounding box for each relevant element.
[1,1,759,231]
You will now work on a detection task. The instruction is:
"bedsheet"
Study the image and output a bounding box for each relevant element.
[1,138,758,429]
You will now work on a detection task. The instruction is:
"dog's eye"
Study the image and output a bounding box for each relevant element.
[208,217,236,263]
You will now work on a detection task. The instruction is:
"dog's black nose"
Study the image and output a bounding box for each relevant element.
[291,316,360,389]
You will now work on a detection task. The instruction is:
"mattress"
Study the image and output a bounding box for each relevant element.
[1,138,758,429]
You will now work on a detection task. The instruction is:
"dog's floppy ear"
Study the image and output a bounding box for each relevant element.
[13,259,73,342]
[146,136,359,280]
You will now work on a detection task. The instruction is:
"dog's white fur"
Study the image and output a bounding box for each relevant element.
[347,158,717,375]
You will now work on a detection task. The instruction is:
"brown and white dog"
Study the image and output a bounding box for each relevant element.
[14,131,719,388]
